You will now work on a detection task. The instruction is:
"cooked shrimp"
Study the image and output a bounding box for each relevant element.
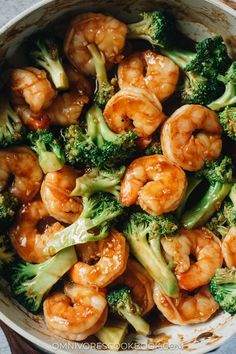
[113,258,154,315]
[11,67,56,113]
[118,51,179,102]
[161,105,222,171]
[64,13,127,75]
[40,166,83,224]
[103,87,165,138]
[15,105,50,131]
[44,282,108,341]
[10,200,64,263]
[120,155,187,215]
[0,146,43,202]
[153,283,219,325]
[161,228,223,291]
[69,229,129,287]
[222,226,236,267]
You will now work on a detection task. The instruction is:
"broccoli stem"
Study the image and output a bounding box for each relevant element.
[40,57,69,90]
[95,318,128,351]
[176,177,202,218]
[214,269,236,284]
[161,48,195,70]
[208,82,236,111]
[87,44,109,89]
[127,233,179,297]
[182,182,232,229]
[118,308,150,336]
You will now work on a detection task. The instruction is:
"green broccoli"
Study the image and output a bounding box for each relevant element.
[123,211,179,297]
[63,124,100,167]
[144,134,162,155]
[43,192,124,257]
[208,62,236,111]
[107,286,150,336]
[87,43,115,108]
[182,156,233,229]
[27,129,65,173]
[0,95,24,148]
[127,11,175,48]
[9,246,77,313]
[95,318,128,351]
[0,193,19,224]
[63,105,137,167]
[71,166,125,199]
[86,105,137,166]
[219,106,236,141]
[206,183,236,238]
[210,267,236,315]
[162,36,229,104]
[0,234,15,272]
[29,33,69,90]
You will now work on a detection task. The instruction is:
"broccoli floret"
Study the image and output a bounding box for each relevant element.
[0,234,15,272]
[71,166,125,199]
[219,106,236,141]
[210,267,236,315]
[127,11,175,48]
[87,44,115,108]
[63,124,101,167]
[107,286,150,336]
[86,105,138,166]
[206,183,236,237]
[0,95,24,148]
[162,36,229,105]
[43,192,124,256]
[182,156,233,229]
[29,33,69,90]
[27,129,65,173]
[123,211,179,297]
[8,246,77,313]
[0,193,19,225]
[208,62,236,111]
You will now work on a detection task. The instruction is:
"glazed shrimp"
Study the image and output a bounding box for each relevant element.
[11,67,56,113]
[113,259,154,315]
[0,146,43,202]
[103,87,165,138]
[222,226,236,267]
[118,51,179,102]
[161,105,222,171]
[15,105,49,130]
[46,65,92,126]
[10,200,64,263]
[153,283,219,325]
[41,166,83,224]
[44,282,108,341]
[120,155,187,215]
[64,13,127,75]
[161,228,223,291]
[69,229,129,287]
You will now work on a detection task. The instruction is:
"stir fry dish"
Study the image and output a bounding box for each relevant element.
[1,10,236,349]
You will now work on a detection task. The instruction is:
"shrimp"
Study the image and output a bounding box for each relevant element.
[43,282,108,341]
[103,87,165,138]
[113,258,154,315]
[64,13,127,76]
[153,283,219,325]
[0,146,43,203]
[118,51,179,102]
[69,229,129,287]
[161,228,223,291]
[40,166,83,224]
[120,155,187,215]
[222,226,236,267]
[161,105,222,171]
[46,65,93,126]
[11,67,56,113]
[9,200,64,263]
[15,105,49,131]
